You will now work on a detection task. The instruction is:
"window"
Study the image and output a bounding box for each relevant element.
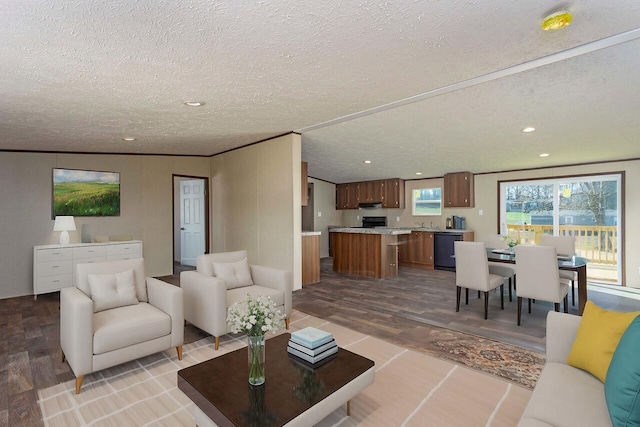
[499,173,622,285]
[413,188,442,216]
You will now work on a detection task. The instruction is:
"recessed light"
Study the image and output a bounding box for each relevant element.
[183,101,205,107]
[363,160,372,164]
[541,11,572,31]
[122,137,136,141]
[539,153,550,157]
[522,127,536,133]
[415,172,423,175]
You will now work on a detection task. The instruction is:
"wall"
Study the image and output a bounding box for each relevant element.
[0,151,209,299]
[308,178,341,258]
[209,134,302,290]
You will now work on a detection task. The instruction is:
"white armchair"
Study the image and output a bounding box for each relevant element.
[181,250,292,350]
[60,258,184,394]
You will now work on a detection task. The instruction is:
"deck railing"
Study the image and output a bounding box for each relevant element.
[506,225,618,264]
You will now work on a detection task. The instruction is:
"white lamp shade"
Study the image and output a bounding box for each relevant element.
[54,216,77,231]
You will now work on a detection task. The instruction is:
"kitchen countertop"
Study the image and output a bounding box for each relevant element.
[329,226,472,234]
[329,227,411,235]
[301,231,321,236]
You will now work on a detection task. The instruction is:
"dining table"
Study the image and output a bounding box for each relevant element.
[486,248,589,315]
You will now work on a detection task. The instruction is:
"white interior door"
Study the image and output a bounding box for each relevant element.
[180,179,206,266]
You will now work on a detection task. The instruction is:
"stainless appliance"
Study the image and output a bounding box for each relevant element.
[452,215,466,230]
[362,216,387,228]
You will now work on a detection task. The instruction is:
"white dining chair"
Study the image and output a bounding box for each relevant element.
[485,234,516,302]
[514,245,571,326]
[539,235,577,306]
[454,241,505,320]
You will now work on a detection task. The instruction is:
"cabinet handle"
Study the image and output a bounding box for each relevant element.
[53,252,61,255]
[52,280,59,283]
[52,265,59,268]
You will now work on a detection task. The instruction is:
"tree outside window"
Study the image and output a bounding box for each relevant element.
[413,188,442,216]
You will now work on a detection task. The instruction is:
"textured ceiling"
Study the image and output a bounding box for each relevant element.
[1,1,640,183]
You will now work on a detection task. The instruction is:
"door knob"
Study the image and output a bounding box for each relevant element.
[180,227,185,230]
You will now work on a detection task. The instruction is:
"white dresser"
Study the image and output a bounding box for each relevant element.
[33,240,143,298]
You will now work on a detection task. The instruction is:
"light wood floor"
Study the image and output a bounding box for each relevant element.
[3,258,640,426]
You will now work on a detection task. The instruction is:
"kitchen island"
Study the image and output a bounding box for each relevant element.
[330,228,411,279]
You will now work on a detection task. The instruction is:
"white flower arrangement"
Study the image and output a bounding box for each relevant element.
[227,294,285,337]
[501,235,518,248]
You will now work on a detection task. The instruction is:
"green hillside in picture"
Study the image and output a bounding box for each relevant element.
[53,182,120,216]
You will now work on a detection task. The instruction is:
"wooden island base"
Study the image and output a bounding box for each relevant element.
[331,232,399,279]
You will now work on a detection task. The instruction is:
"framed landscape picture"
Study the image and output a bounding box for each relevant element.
[52,168,120,217]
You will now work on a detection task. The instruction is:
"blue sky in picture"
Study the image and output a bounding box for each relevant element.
[53,169,119,184]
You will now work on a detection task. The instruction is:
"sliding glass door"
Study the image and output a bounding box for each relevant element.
[500,174,622,285]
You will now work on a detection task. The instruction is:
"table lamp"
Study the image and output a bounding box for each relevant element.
[53,216,76,245]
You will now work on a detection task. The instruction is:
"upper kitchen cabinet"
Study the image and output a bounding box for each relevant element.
[301,162,309,206]
[443,172,474,207]
[335,183,359,209]
[336,178,405,210]
[382,178,405,209]
[358,180,383,203]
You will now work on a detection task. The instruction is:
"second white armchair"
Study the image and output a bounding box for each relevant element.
[181,250,292,349]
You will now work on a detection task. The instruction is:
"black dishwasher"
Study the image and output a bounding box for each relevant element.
[434,233,463,271]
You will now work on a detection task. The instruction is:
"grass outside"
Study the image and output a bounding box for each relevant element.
[506,212,532,224]
[53,182,120,216]
[414,206,441,216]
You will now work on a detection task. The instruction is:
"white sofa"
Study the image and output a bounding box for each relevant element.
[518,311,612,427]
[60,258,184,394]
[181,250,292,350]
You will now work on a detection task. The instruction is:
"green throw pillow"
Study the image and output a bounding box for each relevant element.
[605,316,640,427]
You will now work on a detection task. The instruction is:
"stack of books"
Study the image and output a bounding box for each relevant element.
[287,327,338,366]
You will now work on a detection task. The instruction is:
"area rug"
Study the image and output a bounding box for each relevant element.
[38,310,531,426]
[408,326,543,390]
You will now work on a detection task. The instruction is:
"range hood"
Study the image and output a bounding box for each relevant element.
[359,202,383,209]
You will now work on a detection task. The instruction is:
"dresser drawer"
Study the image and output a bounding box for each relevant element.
[36,247,73,263]
[73,246,107,259]
[73,257,106,270]
[107,243,141,257]
[37,260,73,277]
[37,275,73,293]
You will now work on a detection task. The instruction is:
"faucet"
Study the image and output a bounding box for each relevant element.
[415,221,425,228]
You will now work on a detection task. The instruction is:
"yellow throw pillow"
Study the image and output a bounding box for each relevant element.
[567,301,640,382]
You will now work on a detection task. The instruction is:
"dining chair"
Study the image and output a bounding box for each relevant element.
[485,234,516,302]
[454,241,505,319]
[539,235,577,306]
[514,245,570,326]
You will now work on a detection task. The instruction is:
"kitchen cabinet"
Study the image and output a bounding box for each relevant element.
[301,161,309,206]
[398,231,434,270]
[335,183,359,209]
[302,233,320,285]
[444,172,474,207]
[332,231,399,279]
[336,178,405,210]
[358,180,383,203]
[382,178,405,209]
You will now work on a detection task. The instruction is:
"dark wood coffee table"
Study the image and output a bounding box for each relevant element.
[178,333,375,427]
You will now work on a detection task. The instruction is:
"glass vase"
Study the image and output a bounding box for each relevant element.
[248,335,266,386]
